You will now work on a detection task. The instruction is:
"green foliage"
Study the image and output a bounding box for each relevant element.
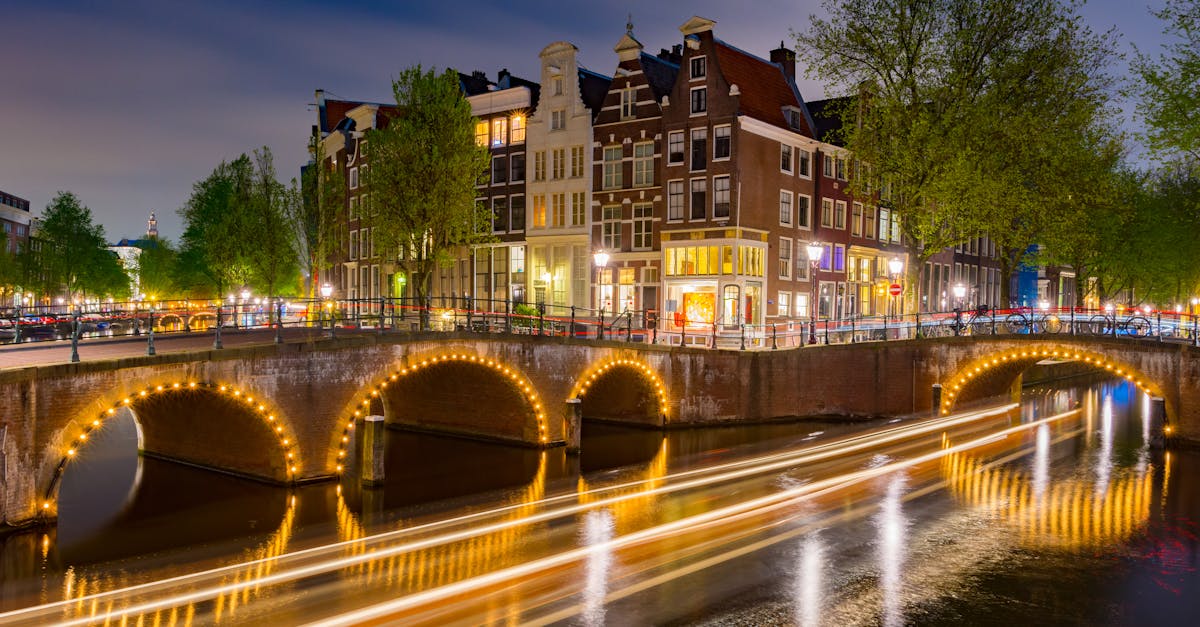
[796,0,1118,308]
[365,65,493,301]
[178,147,299,298]
[135,236,178,299]
[1132,0,1200,163]
[35,191,130,299]
[296,137,347,297]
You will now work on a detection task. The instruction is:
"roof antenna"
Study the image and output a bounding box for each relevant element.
[626,13,634,36]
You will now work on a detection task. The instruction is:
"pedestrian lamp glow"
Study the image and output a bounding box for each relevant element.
[240,288,250,301]
[1104,303,1114,313]
[806,242,824,263]
[593,250,609,269]
[320,283,333,299]
[1039,300,1049,310]
[888,257,903,276]
[952,284,966,300]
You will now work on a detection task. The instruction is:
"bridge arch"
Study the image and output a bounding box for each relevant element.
[571,357,669,427]
[39,380,300,516]
[330,351,549,474]
[939,345,1160,420]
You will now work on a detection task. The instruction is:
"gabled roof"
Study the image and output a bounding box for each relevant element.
[458,71,495,96]
[578,68,613,116]
[640,51,680,102]
[712,40,816,137]
[806,96,855,145]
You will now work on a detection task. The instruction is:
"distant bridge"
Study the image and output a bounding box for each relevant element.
[2,332,1196,528]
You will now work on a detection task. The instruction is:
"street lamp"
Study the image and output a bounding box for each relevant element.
[887,257,904,320]
[240,288,251,329]
[593,250,610,340]
[952,283,967,336]
[806,242,824,345]
[321,283,334,337]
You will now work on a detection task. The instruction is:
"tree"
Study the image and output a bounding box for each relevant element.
[136,236,178,300]
[796,0,1117,310]
[1132,0,1200,163]
[295,135,347,297]
[245,147,300,298]
[365,65,493,305]
[36,191,129,300]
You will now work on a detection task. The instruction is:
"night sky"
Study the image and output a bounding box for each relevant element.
[0,0,1168,242]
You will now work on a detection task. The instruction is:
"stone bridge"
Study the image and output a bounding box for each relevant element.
[2,332,1197,528]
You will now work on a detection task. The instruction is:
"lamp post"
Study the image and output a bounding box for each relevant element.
[13,291,21,344]
[806,242,824,345]
[240,288,251,329]
[952,283,966,336]
[213,299,224,350]
[593,250,610,340]
[888,257,904,321]
[321,283,335,338]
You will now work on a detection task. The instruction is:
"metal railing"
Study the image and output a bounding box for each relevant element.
[3,299,1197,360]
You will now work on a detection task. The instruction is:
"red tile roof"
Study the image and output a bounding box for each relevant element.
[712,41,814,137]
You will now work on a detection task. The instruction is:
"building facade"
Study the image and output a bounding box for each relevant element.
[0,189,31,257]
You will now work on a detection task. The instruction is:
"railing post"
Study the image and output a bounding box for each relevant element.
[184,303,191,333]
[711,321,717,348]
[625,312,632,342]
[504,299,512,334]
[598,307,605,341]
[1156,311,1162,342]
[1069,307,1075,336]
[570,306,576,338]
[849,315,855,343]
[1194,313,1198,347]
[70,310,80,363]
[379,296,386,334]
[915,310,922,339]
[883,311,888,341]
[146,307,156,356]
[771,323,777,349]
[213,304,223,349]
[740,324,746,351]
[466,297,473,333]
[823,318,829,345]
[12,304,20,344]
[538,305,544,337]
[652,316,657,344]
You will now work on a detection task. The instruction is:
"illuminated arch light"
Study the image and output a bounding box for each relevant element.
[332,353,549,475]
[571,358,670,418]
[940,346,1155,414]
[41,381,299,513]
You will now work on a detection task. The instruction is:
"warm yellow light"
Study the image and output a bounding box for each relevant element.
[275,426,283,433]
[282,438,289,445]
[67,449,76,456]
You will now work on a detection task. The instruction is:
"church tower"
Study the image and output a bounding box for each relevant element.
[147,212,158,239]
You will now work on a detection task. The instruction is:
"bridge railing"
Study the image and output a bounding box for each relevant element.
[4,298,1199,352]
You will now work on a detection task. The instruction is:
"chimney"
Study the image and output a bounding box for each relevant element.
[770,41,796,82]
[498,68,511,87]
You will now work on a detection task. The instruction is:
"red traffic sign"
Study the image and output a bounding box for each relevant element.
[889,283,903,296]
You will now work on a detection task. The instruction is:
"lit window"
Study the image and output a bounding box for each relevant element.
[572,192,586,226]
[571,145,584,177]
[475,121,488,146]
[552,193,566,227]
[534,151,546,182]
[552,148,565,180]
[492,118,507,146]
[511,115,525,143]
[779,238,792,279]
[532,194,547,228]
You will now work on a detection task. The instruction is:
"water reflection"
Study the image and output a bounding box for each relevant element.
[876,474,908,627]
[581,509,615,626]
[793,531,824,627]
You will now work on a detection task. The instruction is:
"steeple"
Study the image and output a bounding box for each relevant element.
[147,212,158,239]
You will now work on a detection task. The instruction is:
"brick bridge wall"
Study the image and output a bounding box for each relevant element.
[2,333,1196,528]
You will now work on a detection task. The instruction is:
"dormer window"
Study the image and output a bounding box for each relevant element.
[690,56,706,79]
[783,107,803,131]
[621,86,636,119]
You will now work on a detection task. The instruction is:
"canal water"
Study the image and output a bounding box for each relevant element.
[0,375,1196,624]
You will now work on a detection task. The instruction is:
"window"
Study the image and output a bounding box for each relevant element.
[551,193,566,227]
[349,229,359,260]
[690,128,707,171]
[823,154,833,177]
[534,151,546,181]
[551,109,566,130]
[890,213,901,242]
[820,198,834,227]
[553,76,563,95]
[690,87,706,114]
[865,206,876,239]
[510,195,525,231]
[492,118,507,147]
[603,146,622,189]
[835,200,847,229]
[532,194,547,228]
[714,125,730,160]
[602,205,621,249]
[852,202,863,236]
[779,237,792,279]
[360,193,370,219]
[349,196,359,221]
[633,141,654,187]
[633,203,653,250]
[552,148,565,180]
[834,244,846,272]
[779,190,793,226]
[475,121,488,146]
[349,167,359,190]
[785,109,802,131]
[820,243,832,271]
[879,208,891,242]
[510,153,525,181]
[798,150,811,177]
[797,195,811,228]
[668,180,684,221]
[778,291,791,317]
[621,87,636,118]
[796,293,809,318]
[571,145,584,178]
[690,178,706,220]
[571,192,586,226]
[836,158,847,181]
[713,175,730,218]
[780,144,793,173]
[691,56,706,79]
[668,131,684,164]
[491,156,507,184]
[492,197,507,232]
[511,115,525,143]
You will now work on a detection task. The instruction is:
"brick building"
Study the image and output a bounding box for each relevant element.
[0,189,31,257]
